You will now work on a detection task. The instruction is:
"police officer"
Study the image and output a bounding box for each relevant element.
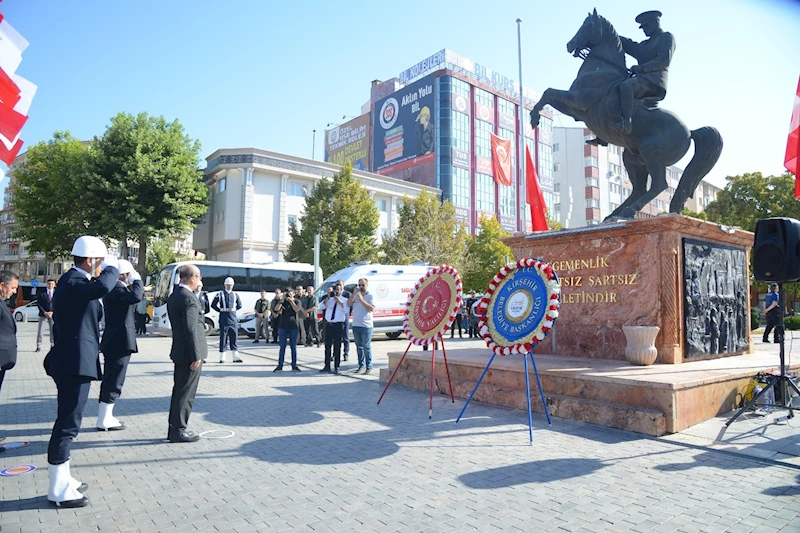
[609,10,676,134]
[45,236,119,508]
[211,277,243,363]
[96,259,143,431]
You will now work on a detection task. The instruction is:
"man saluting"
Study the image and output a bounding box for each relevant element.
[45,236,119,508]
[96,259,143,431]
[609,11,676,135]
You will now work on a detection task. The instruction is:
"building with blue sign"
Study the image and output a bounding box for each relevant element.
[364,49,559,235]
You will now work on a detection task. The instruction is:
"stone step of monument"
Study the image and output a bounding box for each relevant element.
[378,367,667,436]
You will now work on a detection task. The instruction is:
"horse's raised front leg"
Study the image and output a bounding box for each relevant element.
[530,87,593,128]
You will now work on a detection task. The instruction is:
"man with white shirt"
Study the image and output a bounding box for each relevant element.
[44,236,119,508]
[348,278,375,374]
[318,284,349,374]
[36,279,57,352]
[211,277,242,363]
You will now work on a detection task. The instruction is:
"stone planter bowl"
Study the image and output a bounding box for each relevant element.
[622,326,660,366]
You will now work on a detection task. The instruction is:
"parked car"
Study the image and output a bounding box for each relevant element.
[13,301,39,322]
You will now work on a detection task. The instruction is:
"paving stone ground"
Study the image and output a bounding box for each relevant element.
[1,323,799,532]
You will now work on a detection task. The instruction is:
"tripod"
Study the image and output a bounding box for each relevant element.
[727,283,800,426]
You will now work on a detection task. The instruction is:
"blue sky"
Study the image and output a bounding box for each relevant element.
[1,0,799,198]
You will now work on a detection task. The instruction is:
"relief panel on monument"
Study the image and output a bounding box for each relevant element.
[683,238,749,358]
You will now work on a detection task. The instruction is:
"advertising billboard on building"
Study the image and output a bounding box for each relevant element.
[373,73,437,188]
[324,115,371,171]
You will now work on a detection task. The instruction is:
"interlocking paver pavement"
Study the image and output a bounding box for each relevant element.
[1,323,799,532]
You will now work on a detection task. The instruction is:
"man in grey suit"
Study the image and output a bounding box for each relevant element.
[166,264,206,443]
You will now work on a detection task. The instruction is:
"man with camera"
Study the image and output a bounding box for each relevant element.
[348,278,375,374]
[273,288,302,372]
[319,283,349,374]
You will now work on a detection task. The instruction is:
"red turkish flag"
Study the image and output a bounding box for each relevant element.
[526,145,549,232]
[490,133,512,186]
[0,136,22,165]
[787,76,800,198]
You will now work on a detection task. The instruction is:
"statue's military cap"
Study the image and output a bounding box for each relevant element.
[635,10,662,26]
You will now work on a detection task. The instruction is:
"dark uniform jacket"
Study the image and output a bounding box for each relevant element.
[0,298,17,371]
[620,30,675,98]
[37,288,54,317]
[47,266,119,379]
[100,279,143,356]
[211,290,242,328]
[168,285,208,364]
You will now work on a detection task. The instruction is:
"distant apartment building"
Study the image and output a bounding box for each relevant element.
[192,148,439,263]
[552,127,718,228]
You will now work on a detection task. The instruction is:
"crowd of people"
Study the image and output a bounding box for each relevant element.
[0,238,497,509]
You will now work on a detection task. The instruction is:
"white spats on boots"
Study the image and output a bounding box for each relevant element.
[232,350,243,363]
[48,461,89,508]
[219,351,226,363]
[96,402,125,431]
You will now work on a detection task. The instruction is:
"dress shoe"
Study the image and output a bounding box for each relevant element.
[353,366,363,374]
[762,339,770,343]
[319,367,331,373]
[35,347,41,352]
[169,431,200,443]
[273,366,283,372]
[333,368,339,375]
[292,367,301,372]
[233,358,244,363]
[253,340,260,344]
[364,368,372,375]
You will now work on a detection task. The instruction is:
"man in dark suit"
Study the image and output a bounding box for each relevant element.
[36,279,56,352]
[97,259,143,431]
[0,270,19,393]
[166,264,206,443]
[45,236,118,508]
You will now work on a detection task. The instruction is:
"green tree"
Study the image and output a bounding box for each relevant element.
[91,112,209,274]
[704,172,800,232]
[681,207,709,221]
[546,211,564,231]
[463,215,513,291]
[285,163,379,275]
[381,189,471,274]
[11,132,102,258]
[145,235,194,274]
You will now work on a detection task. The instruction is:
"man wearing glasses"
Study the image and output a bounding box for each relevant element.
[348,278,375,374]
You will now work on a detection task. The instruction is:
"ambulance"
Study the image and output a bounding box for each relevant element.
[316,262,433,339]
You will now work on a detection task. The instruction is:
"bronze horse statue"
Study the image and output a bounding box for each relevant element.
[530,9,723,221]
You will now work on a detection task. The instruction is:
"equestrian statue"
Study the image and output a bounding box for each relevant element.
[530,9,723,221]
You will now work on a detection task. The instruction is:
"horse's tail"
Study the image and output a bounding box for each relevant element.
[669,126,723,213]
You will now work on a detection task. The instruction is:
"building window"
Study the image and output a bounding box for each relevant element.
[586,198,600,208]
[610,202,620,211]
[554,162,560,172]
[217,178,226,194]
[476,172,495,214]
[538,142,553,179]
[474,119,492,158]
[475,87,494,107]
[553,143,559,152]
[288,182,304,197]
[554,183,561,192]
[584,156,598,168]
[586,178,599,187]
[609,183,622,195]
[452,166,470,208]
[376,199,387,212]
[216,210,225,223]
[288,215,297,226]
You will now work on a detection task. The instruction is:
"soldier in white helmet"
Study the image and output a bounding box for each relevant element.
[44,236,119,508]
[211,276,243,363]
[96,259,143,431]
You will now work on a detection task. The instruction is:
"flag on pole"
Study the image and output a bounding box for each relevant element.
[0,14,28,77]
[786,76,800,199]
[490,132,512,186]
[525,145,549,231]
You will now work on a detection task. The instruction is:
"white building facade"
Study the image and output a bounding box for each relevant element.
[193,149,440,262]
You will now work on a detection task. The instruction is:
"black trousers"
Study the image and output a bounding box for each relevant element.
[271,318,279,343]
[297,315,307,345]
[100,352,131,403]
[304,317,320,345]
[135,313,147,334]
[764,310,780,341]
[168,362,202,434]
[48,374,93,465]
[342,318,350,357]
[0,369,5,392]
[324,322,344,369]
[450,315,463,337]
[219,321,238,352]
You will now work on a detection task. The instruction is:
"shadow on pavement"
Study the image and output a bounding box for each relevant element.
[458,458,607,488]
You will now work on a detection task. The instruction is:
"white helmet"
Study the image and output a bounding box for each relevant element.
[71,236,107,258]
[224,277,234,286]
[117,259,134,275]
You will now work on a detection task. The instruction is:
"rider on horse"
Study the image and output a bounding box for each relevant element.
[609,11,676,135]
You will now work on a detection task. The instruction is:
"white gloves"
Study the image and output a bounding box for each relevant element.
[127,270,142,283]
[100,256,119,270]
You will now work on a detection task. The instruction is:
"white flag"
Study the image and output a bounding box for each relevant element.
[0,15,29,76]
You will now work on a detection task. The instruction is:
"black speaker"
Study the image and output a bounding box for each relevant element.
[753,217,800,282]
